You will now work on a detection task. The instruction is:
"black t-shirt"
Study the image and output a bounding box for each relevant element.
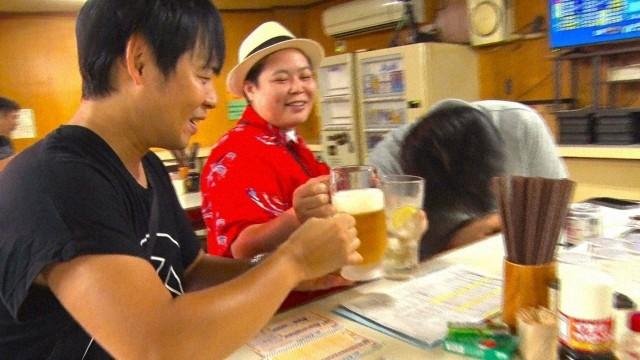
[0,125,201,359]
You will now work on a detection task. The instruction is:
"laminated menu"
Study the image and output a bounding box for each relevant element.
[247,311,382,359]
[335,265,502,347]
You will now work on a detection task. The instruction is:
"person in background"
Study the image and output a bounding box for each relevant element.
[0,1,361,359]
[201,22,333,261]
[0,97,19,171]
[369,99,568,259]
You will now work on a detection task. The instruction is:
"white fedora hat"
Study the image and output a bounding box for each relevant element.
[226,21,324,97]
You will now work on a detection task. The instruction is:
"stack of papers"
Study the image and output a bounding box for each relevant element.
[335,265,502,347]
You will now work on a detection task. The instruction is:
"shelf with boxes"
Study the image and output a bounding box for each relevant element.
[550,48,640,202]
[555,108,640,146]
[552,46,640,147]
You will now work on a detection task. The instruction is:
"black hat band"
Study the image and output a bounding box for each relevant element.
[246,35,294,57]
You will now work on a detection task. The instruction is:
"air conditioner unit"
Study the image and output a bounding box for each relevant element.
[322,0,425,38]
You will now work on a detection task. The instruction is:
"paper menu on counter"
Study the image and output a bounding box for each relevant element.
[247,311,382,359]
[336,265,502,347]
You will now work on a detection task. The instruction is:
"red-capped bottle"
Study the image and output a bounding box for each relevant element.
[558,345,615,360]
[557,266,615,360]
[618,312,640,360]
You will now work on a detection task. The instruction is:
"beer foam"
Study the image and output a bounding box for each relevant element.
[332,188,384,214]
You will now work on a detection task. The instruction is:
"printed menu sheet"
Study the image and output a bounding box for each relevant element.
[247,311,382,359]
[337,265,502,346]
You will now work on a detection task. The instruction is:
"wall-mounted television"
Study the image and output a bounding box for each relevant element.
[549,0,640,49]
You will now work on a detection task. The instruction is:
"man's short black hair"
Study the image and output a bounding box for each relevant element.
[401,105,505,215]
[0,97,20,114]
[76,0,225,99]
[401,105,506,258]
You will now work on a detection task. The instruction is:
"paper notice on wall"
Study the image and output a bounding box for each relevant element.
[327,64,349,91]
[228,99,248,121]
[323,101,352,126]
[11,109,37,139]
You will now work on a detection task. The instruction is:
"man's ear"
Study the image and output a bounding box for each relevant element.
[124,33,149,85]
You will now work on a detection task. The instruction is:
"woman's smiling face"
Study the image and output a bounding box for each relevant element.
[243,48,317,130]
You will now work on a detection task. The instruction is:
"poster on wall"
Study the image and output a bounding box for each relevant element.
[11,109,37,139]
[227,99,247,121]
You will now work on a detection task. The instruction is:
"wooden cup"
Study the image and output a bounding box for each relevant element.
[502,259,556,330]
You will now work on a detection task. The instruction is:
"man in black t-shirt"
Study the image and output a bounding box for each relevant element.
[0,1,362,359]
[0,96,19,171]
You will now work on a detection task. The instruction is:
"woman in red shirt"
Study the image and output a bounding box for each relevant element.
[201,22,334,262]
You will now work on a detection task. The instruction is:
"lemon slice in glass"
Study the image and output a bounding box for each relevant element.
[391,206,418,230]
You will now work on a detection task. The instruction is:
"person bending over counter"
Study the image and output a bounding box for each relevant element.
[0,97,19,171]
[0,2,361,359]
[200,22,333,260]
[369,99,567,259]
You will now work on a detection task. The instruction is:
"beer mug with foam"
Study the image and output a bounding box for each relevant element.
[330,165,387,281]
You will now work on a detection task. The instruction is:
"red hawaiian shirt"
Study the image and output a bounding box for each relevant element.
[200,106,329,257]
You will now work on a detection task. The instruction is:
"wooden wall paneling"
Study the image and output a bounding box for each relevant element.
[475,0,557,101]
[0,14,81,152]
[0,10,299,152]
[0,2,439,152]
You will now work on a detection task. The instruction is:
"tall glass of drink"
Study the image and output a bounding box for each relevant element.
[381,174,424,279]
[330,165,387,281]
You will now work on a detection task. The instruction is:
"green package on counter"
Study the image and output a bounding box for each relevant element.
[447,321,511,337]
[442,332,518,360]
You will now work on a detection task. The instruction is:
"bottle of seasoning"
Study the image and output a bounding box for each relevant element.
[613,292,637,346]
[184,171,200,193]
[557,265,615,360]
[564,203,602,247]
[617,312,640,360]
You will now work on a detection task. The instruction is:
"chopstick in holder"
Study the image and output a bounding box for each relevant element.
[494,176,576,266]
[511,176,527,264]
[537,179,561,265]
[525,178,543,265]
[535,178,551,264]
[542,180,575,263]
[538,179,575,264]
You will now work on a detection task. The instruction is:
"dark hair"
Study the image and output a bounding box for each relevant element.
[0,97,20,114]
[76,0,225,99]
[244,57,268,88]
[401,106,505,256]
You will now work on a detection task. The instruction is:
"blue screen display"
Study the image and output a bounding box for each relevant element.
[549,0,640,48]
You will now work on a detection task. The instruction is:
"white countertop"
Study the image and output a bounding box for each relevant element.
[227,206,640,359]
[178,191,201,210]
[228,236,507,359]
